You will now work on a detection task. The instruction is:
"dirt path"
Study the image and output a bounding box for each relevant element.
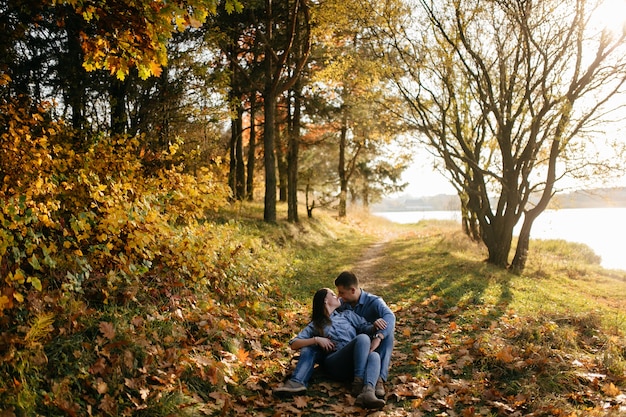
[351,232,401,293]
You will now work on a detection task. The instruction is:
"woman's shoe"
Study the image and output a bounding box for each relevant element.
[273,379,306,396]
[375,377,385,398]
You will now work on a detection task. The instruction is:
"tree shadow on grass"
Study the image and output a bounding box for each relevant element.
[368,229,513,317]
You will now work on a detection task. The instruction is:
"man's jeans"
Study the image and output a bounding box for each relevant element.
[378,328,394,381]
[323,334,381,387]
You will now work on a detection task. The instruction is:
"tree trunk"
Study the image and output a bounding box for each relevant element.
[510,212,536,274]
[228,113,238,198]
[246,93,257,201]
[510,136,561,273]
[460,191,480,241]
[276,100,288,202]
[229,92,244,199]
[338,111,348,217]
[235,102,246,199]
[109,78,127,135]
[287,83,301,222]
[65,13,87,132]
[305,182,315,218]
[263,87,277,222]
[485,237,512,268]
[261,0,310,222]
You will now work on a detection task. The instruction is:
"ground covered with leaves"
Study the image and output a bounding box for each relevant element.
[1,212,625,416]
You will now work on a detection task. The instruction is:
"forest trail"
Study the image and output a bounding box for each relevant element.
[351,230,405,294]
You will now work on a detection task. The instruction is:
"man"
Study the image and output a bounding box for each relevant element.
[334,271,395,398]
[274,271,394,399]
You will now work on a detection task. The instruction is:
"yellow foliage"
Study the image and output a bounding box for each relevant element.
[0,97,229,316]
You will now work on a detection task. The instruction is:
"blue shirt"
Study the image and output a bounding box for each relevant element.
[337,289,395,340]
[290,310,374,352]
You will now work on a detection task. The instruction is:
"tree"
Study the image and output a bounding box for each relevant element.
[259,0,311,222]
[307,0,410,217]
[287,78,304,221]
[386,0,626,272]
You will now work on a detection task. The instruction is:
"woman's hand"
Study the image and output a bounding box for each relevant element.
[315,336,335,352]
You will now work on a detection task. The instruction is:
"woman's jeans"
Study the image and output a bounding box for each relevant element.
[322,334,381,387]
[289,345,326,386]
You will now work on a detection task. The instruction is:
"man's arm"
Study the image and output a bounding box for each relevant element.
[370,297,395,340]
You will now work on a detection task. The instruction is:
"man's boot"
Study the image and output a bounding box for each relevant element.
[351,377,364,396]
[355,384,385,409]
[375,377,385,398]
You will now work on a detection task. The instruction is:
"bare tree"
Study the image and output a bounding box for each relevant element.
[386,0,626,272]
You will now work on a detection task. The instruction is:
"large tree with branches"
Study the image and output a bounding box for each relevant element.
[384,0,626,272]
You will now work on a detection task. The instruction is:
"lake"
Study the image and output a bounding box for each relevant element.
[373,207,626,271]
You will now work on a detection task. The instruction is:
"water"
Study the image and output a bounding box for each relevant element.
[373,207,626,271]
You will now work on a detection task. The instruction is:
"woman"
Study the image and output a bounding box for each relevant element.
[273,288,385,409]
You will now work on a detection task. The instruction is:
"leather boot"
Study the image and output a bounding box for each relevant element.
[355,384,386,409]
[351,377,363,396]
[375,377,385,398]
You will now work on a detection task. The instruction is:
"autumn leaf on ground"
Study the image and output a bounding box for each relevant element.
[89,357,107,375]
[293,395,308,408]
[236,347,250,364]
[602,382,621,396]
[495,345,515,363]
[99,321,115,340]
[95,377,108,394]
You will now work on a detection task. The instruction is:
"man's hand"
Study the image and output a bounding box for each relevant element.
[373,318,387,330]
[316,337,335,352]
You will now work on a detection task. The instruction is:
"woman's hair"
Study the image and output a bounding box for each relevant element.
[312,288,332,336]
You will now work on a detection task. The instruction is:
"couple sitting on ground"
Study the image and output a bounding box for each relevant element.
[273,271,395,409]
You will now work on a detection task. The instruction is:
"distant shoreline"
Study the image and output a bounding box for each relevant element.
[373,186,626,212]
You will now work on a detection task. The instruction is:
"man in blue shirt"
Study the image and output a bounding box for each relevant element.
[335,271,395,398]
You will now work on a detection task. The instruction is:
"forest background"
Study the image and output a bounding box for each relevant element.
[1,0,626,415]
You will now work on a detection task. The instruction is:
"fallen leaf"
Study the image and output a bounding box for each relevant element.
[602,382,621,397]
[96,378,108,394]
[236,348,250,364]
[496,346,515,363]
[293,395,308,408]
[99,322,115,340]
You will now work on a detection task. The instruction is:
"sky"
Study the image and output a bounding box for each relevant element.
[398,153,456,198]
